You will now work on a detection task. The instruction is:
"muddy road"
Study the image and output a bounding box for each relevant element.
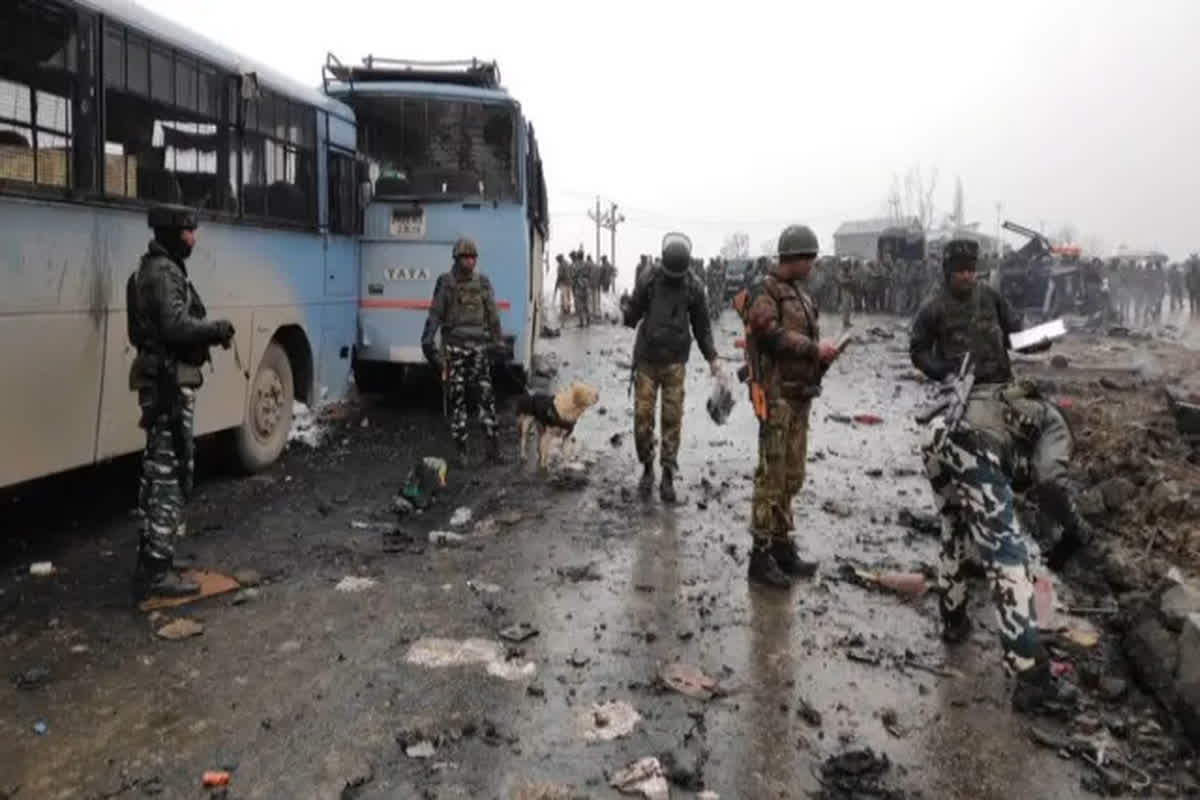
[2,313,1107,799]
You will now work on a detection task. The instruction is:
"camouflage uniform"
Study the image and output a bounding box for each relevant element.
[555,254,572,315]
[836,258,854,328]
[623,257,716,500]
[745,269,822,547]
[571,252,592,327]
[422,237,503,461]
[911,240,1080,710]
[128,205,234,600]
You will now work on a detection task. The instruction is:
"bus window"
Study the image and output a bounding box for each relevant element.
[241,90,317,226]
[102,23,233,211]
[0,0,78,192]
[354,97,518,202]
[327,149,360,235]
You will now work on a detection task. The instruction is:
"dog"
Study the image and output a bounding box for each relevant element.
[515,381,600,470]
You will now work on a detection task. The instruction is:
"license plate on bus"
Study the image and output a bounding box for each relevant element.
[390,209,426,238]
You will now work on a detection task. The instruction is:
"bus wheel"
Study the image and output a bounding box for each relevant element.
[235,341,294,472]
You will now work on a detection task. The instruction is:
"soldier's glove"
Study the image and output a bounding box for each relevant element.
[211,320,235,348]
[1045,532,1083,572]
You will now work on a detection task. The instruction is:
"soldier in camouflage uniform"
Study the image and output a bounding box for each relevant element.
[554,253,572,315]
[422,236,504,465]
[836,257,855,329]
[910,238,1080,712]
[127,205,235,601]
[571,250,592,327]
[741,225,841,587]
[621,233,720,503]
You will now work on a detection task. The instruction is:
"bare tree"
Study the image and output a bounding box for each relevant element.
[882,164,939,231]
[720,232,751,260]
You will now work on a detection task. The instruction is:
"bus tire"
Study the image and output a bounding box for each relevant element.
[235,341,294,473]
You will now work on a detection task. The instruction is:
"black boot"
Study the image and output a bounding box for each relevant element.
[941,608,973,644]
[659,468,677,504]
[748,546,793,589]
[1012,660,1080,714]
[638,463,654,499]
[770,538,818,578]
[132,554,199,603]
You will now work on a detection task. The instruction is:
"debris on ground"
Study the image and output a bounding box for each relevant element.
[449,507,473,528]
[835,564,928,599]
[399,457,448,510]
[138,569,240,612]
[550,464,589,491]
[1028,725,1152,795]
[821,499,854,518]
[288,401,326,448]
[12,666,50,690]
[201,771,230,788]
[499,623,539,643]
[815,748,907,800]
[610,756,670,800]
[429,530,466,547]
[155,618,204,641]
[334,576,376,593]
[404,637,535,681]
[853,413,884,425]
[896,509,939,537]
[28,561,54,577]
[578,699,642,741]
[659,663,721,700]
[405,739,437,759]
[382,528,425,555]
[796,696,823,727]
[556,563,602,582]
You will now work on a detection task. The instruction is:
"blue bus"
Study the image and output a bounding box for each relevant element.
[0,0,361,488]
[321,56,549,389]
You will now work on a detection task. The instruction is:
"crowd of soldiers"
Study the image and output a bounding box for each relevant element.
[553,250,617,326]
[1106,256,1200,327]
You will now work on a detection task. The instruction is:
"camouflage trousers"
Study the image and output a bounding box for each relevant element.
[634,362,686,473]
[922,417,1044,676]
[137,387,196,565]
[838,285,853,328]
[573,288,591,326]
[445,342,497,446]
[750,396,810,547]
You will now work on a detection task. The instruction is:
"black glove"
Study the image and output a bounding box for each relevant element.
[210,320,235,348]
[1045,532,1082,572]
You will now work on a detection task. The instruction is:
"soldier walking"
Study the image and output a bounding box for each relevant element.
[421,237,504,466]
[571,250,591,327]
[910,239,1081,713]
[739,225,841,587]
[837,257,855,329]
[621,232,721,503]
[127,205,235,601]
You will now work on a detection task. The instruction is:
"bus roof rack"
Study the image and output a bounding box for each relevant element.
[323,53,501,91]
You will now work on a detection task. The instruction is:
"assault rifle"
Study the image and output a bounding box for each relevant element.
[915,353,975,429]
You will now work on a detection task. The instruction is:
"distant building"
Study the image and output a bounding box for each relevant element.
[833,217,920,260]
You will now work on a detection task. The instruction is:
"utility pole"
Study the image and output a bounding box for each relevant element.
[587,196,603,260]
[602,202,625,266]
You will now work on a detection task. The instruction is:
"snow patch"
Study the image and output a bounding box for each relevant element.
[288,401,326,448]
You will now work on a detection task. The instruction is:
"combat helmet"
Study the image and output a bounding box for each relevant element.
[452,236,479,259]
[660,232,693,277]
[777,225,819,259]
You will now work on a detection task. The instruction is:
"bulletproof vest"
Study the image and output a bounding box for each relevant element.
[938,284,1012,384]
[126,270,151,349]
[756,275,822,399]
[440,269,489,340]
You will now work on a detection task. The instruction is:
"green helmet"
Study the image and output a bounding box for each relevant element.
[452,236,479,258]
[777,225,819,258]
[660,231,693,277]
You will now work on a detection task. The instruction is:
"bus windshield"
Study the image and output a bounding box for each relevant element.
[352,95,518,202]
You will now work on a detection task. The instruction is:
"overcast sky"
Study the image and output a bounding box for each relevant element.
[143,0,1200,281]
